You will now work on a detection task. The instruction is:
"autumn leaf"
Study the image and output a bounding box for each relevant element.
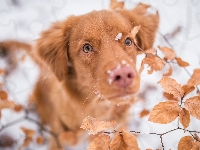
[131,26,141,39]
[148,101,181,124]
[0,90,8,100]
[193,141,200,150]
[36,136,44,145]
[158,76,184,99]
[179,108,190,129]
[110,134,122,150]
[178,136,194,150]
[80,116,117,135]
[20,127,35,147]
[0,100,16,110]
[140,109,150,118]
[158,46,176,60]
[163,64,172,76]
[87,134,110,150]
[139,54,165,74]
[163,92,178,101]
[182,85,195,96]
[185,96,200,120]
[187,69,200,87]
[122,130,140,150]
[175,57,189,67]
[110,0,124,10]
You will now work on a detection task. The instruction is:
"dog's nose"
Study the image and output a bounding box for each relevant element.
[108,65,134,88]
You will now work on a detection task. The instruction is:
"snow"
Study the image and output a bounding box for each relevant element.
[115,32,122,40]
[0,0,200,150]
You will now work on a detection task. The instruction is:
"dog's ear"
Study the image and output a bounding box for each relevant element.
[119,3,159,50]
[35,16,78,81]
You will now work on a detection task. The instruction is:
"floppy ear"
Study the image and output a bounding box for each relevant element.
[119,3,159,50]
[35,16,77,81]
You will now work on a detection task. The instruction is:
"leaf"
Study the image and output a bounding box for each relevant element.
[140,109,150,118]
[139,54,165,74]
[158,76,184,98]
[187,69,200,87]
[175,57,189,67]
[36,136,44,145]
[0,90,8,100]
[178,136,194,150]
[122,130,140,150]
[13,104,23,112]
[148,101,181,124]
[80,116,117,135]
[179,108,190,129]
[110,0,124,10]
[182,85,195,96]
[110,134,123,150]
[185,96,200,120]
[87,134,110,150]
[163,92,178,101]
[20,127,35,147]
[163,64,172,76]
[0,100,16,110]
[158,46,176,60]
[131,26,141,39]
[192,141,200,150]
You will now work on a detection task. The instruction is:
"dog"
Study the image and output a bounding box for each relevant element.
[0,3,159,149]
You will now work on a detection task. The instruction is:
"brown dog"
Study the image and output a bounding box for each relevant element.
[0,3,159,149]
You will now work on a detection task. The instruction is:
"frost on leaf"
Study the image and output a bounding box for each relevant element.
[178,136,194,150]
[148,101,181,124]
[184,96,200,120]
[139,54,165,74]
[20,127,35,148]
[87,134,110,150]
[163,64,172,76]
[179,108,190,129]
[158,76,184,99]
[158,46,176,60]
[80,116,117,135]
[175,57,189,67]
[131,25,141,39]
[187,69,200,87]
[110,130,140,150]
[115,33,122,41]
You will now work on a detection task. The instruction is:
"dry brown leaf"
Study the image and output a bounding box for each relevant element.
[148,101,181,124]
[139,54,165,74]
[14,104,23,112]
[20,127,35,147]
[175,57,189,67]
[194,133,200,141]
[163,92,178,101]
[187,69,200,87]
[178,136,194,150]
[179,108,190,129]
[0,69,5,75]
[163,64,172,76]
[0,90,8,100]
[185,96,200,120]
[110,134,123,150]
[122,130,140,150]
[110,0,124,10]
[131,26,141,39]
[192,141,200,150]
[182,85,195,96]
[87,134,110,150]
[158,46,176,60]
[36,136,44,145]
[140,109,150,118]
[80,116,117,135]
[158,76,184,99]
[0,100,16,110]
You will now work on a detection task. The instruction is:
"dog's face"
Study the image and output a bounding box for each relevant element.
[36,4,159,104]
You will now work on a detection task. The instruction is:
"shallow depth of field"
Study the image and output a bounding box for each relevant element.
[0,0,200,149]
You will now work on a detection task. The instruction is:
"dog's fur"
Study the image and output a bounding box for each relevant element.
[0,3,159,149]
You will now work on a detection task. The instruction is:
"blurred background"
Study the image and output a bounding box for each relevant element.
[0,0,200,149]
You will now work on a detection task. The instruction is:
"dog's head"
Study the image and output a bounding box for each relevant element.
[35,4,159,104]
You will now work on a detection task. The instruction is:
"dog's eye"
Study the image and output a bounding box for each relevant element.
[83,44,93,53]
[125,38,132,46]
